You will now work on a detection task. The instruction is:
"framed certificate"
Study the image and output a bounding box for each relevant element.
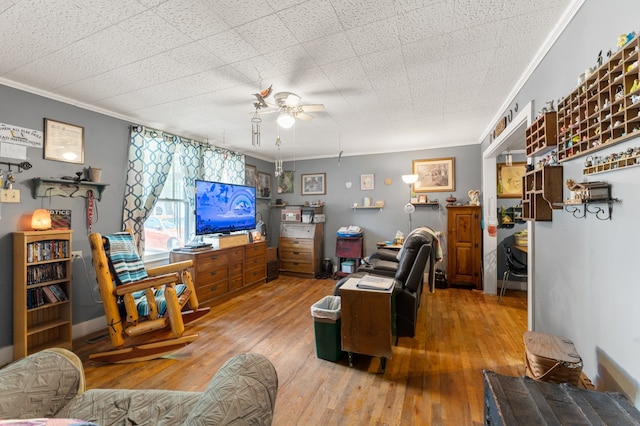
[44,118,85,164]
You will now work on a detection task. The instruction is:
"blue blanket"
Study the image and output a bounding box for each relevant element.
[105,232,148,285]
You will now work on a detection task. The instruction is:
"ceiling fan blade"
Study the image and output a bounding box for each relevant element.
[297,112,314,121]
[285,93,301,107]
[259,108,280,115]
[300,104,325,112]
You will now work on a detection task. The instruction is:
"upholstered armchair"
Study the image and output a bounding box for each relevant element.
[0,348,278,425]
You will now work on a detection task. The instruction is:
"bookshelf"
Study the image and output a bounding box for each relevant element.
[13,230,73,360]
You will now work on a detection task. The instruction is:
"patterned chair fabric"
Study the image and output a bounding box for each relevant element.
[0,349,278,426]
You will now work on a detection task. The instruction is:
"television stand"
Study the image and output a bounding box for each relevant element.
[170,240,267,307]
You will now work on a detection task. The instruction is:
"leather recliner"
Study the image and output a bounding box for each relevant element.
[334,227,434,338]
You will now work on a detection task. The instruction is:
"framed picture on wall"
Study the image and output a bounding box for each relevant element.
[276,171,294,194]
[412,157,455,192]
[497,162,526,198]
[301,173,326,195]
[245,164,256,187]
[360,174,374,190]
[257,172,271,197]
[44,118,85,164]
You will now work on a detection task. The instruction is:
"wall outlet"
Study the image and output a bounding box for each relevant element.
[0,189,20,203]
[71,251,82,260]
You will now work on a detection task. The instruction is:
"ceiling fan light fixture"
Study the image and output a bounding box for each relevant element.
[277,112,295,129]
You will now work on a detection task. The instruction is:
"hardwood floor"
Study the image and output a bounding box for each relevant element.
[72,276,527,425]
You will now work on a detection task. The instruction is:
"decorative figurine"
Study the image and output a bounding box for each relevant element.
[468,190,480,206]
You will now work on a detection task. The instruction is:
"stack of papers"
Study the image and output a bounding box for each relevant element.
[356,275,394,291]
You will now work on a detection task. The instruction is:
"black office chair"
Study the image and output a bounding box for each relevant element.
[499,245,527,303]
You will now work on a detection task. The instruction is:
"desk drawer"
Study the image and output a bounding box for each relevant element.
[280,238,312,251]
[280,259,313,273]
[280,247,312,260]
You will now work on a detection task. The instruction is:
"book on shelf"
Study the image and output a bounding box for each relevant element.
[356,274,394,291]
[48,284,68,301]
[42,286,59,303]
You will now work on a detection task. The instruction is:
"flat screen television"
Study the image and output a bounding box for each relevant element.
[195,180,256,235]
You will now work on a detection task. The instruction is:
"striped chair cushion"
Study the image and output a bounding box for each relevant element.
[133,284,187,317]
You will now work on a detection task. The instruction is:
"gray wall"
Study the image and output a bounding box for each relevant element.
[0,82,481,362]
[482,0,640,402]
[0,84,131,354]
[269,145,481,270]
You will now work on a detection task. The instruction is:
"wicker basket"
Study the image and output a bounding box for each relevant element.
[523,331,583,386]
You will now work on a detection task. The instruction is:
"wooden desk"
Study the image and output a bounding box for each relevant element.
[339,277,393,372]
[513,244,528,253]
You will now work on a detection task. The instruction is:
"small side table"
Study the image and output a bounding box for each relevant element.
[335,235,364,279]
[338,277,393,372]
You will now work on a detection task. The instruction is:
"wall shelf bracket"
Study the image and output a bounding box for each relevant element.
[559,198,621,220]
[31,178,109,200]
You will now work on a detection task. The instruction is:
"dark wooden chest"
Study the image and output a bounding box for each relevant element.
[266,259,279,282]
[483,370,640,425]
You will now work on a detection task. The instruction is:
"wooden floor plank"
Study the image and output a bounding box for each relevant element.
[73,275,527,425]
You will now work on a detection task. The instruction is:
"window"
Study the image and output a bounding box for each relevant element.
[143,146,189,258]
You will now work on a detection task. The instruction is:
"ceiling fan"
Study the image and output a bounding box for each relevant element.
[253,88,325,128]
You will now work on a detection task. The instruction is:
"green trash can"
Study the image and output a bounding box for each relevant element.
[311,295,343,361]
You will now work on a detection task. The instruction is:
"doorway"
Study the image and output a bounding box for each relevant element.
[482,102,534,330]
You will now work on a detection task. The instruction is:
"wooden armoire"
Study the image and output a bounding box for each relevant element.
[446,205,482,290]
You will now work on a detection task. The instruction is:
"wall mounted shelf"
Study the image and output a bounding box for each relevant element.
[353,202,384,211]
[497,206,525,228]
[31,178,109,200]
[557,34,640,163]
[411,201,440,210]
[583,154,640,175]
[556,199,621,220]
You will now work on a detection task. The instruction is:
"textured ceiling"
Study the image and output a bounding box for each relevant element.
[0,0,577,161]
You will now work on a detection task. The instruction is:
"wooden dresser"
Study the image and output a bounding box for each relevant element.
[446,205,482,290]
[170,240,266,306]
[279,222,323,278]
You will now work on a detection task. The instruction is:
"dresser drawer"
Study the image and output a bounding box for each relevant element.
[245,254,265,269]
[198,281,229,302]
[244,263,266,284]
[229,262,243,277]
[229,275,243,291]
[196,265,228,286]
[196,252,229,271]
[228,247,244,262]
[246,242,266,258]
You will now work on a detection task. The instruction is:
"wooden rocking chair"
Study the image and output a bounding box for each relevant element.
[88,230,210,363]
